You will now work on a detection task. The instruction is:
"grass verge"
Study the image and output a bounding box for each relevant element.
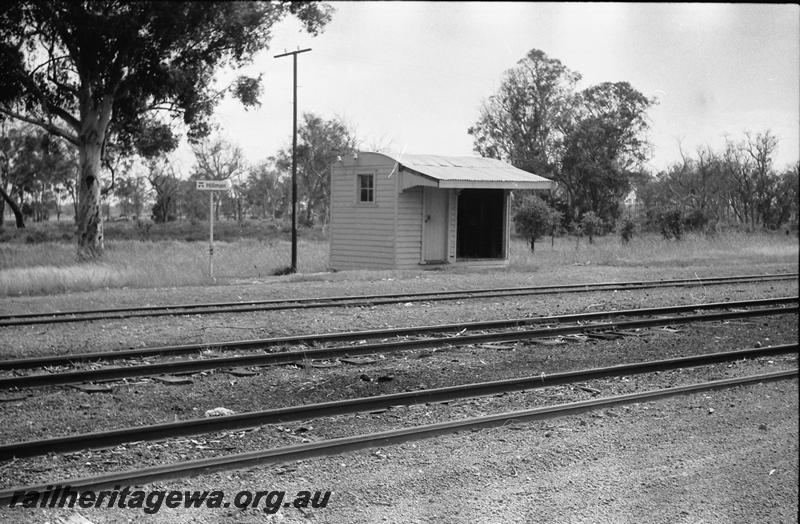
[0,231,796,296]
[0,239,328,296]
[508,232,799,270]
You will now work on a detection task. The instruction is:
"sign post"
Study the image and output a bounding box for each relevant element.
[196,179,232,280]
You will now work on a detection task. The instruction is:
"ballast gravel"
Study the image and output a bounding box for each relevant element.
[0,263,797,523]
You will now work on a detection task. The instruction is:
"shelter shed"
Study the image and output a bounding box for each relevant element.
[329,152,553,270]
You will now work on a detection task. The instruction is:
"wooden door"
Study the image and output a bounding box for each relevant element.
[423,188,448,262]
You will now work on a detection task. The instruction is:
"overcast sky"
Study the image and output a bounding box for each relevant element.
[191,2,799,174]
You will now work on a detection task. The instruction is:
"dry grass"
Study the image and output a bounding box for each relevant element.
[508,232,799,270]
[0,231,796,296]
[0,239,328,296]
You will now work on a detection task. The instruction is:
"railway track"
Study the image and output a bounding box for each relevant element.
[1,299,796,389]
[1,367,795,504]
[0,343,795,460]
[1,272,796,327]
[2,295,796,371]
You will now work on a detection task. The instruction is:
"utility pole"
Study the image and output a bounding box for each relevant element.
[274,47,311,274]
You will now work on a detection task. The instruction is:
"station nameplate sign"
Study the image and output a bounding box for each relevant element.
[196,180,231,191]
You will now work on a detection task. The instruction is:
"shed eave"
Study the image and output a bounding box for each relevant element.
[436,180,554,190]
[400,167,440,190]
[399,166,553,191]
[395,154,554,190]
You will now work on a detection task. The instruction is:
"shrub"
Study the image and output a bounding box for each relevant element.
[136,219,152,241]
[580,211,602,244]
[683,209,709,232]
[619,216,635,243]
[513,194,554,252]
[546,208,563,247]
[657,208,683,240]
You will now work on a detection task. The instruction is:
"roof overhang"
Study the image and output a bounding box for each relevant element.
[399,163,554,191]
[335,152,555,191]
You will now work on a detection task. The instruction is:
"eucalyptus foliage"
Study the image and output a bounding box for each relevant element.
[0,1,332,258]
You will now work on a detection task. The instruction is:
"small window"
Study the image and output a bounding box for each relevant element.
[357,174,374,203]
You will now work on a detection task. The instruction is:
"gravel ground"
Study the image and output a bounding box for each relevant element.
[0,262,797,523]
[1,271,796,360]
[0,316,796,442]
[2,378,796,524]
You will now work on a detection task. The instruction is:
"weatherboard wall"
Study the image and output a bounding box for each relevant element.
[330,154,398,270]
[330,152,527,270]
[394,186,424,268]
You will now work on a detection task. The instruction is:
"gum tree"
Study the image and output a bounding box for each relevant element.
[275,112,357,226]
[468,49,580,176]
[559,82,653,224]
[0,1,332,258]
[0,123,76,227]
[470,50,654,228]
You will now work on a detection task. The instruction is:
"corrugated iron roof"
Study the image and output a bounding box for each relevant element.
[392,153,553,190]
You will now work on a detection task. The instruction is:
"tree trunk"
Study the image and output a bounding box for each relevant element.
[76,137,104,259]
[67,182,78,223]
[305,201,314,226]
[76,96,113,259]
[0,185,25,228]
[530,236,535,252]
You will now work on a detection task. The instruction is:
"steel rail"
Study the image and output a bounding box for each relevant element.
[0,305,795,390]
[2,296,796,372]
[0,343,795,461]
[1,369,795,505]
[1,272,796,327]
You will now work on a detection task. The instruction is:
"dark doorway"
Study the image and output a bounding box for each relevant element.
[456,189,505,259]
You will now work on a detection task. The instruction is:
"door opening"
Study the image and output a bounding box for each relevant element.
[456,189,504,259]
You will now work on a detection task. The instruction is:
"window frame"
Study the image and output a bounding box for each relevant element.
[356,173,375,204]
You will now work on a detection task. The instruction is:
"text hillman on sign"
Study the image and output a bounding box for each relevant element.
[196,179,231,191]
